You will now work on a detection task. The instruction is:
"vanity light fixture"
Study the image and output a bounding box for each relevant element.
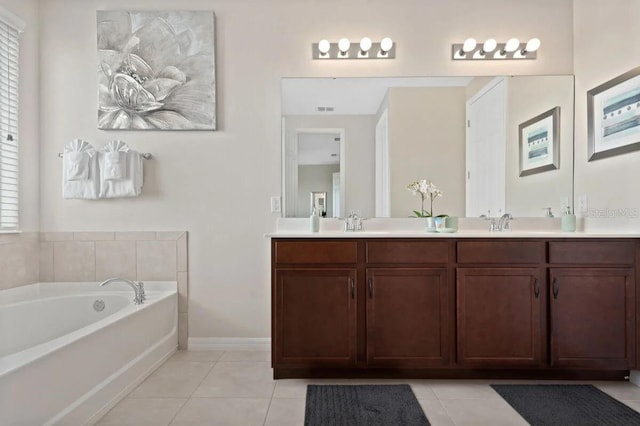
[312,37,396,59]
[452,37,540,60]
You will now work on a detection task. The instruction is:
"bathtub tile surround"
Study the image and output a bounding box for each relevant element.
[95,241,137,280]
[38,231,189,348]
[137,240,179,281]
[0,232,39,291]
[54,241,96,281]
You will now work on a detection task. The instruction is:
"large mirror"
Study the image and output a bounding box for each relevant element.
[282,75,574,219]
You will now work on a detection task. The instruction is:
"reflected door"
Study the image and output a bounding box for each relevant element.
[466,78,506,217]
[375,109,390,217]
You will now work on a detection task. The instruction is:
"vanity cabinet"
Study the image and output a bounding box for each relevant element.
[365,240,451,368]
[457,267,543,367]
[366,268,449,368]
[456,241,545,367]
[271,237,638,379]
[548,240,636,370]
[272,240,359,368]
[273,268,357,367]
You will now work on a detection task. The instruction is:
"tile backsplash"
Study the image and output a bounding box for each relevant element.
[0,232,40,291]
[0,231,188,349]
[39,231,189,348]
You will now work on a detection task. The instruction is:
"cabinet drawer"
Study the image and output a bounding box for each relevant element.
[457,241,544,264]
[549,241,635,265]
[273,240,357,265]
[366,240,449,264]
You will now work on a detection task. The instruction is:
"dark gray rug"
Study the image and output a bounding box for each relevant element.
[304,384,430,426]
[491,384,640,426]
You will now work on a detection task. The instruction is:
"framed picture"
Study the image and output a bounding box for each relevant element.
[519,106,560,177]
[97,11,216,130]
[587,66,640,161]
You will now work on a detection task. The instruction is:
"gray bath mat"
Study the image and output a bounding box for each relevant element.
[491,384,640,426]
[304,384,430,426]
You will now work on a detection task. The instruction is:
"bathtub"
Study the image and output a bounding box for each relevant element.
[0,281,177,425]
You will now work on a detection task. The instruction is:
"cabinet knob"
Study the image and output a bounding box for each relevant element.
[552,277,559,299]
[368,278,374,298]
[533,277,540,298]
[349,278,355,299]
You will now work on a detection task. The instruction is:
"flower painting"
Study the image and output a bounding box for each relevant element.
[97,11,216,130]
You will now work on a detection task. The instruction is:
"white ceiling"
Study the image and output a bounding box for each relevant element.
[281,76,474,115]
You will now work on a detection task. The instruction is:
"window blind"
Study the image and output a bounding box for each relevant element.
[0,17,20,230]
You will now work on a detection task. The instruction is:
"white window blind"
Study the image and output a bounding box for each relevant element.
[0,11,22,231]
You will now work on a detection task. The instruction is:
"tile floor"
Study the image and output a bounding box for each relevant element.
[96,350,640,426]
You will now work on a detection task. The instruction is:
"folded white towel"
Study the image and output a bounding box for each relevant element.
[103,151,127,180]
[62,139,99,199]
[99,150,143,198]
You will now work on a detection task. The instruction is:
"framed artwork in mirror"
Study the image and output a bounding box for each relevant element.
[587,66,640,161]
[519,106,560,177]
[311,191,327,216]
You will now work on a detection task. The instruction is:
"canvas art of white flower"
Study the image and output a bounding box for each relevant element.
[97,10,216,130]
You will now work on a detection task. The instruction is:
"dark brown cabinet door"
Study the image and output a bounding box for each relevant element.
[273,269,357,367]
[457,268,543,367]
[550,268,635,369]
[366,268,449,368]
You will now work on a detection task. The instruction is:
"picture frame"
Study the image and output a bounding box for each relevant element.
[518,106,560,177]
[587,65,640,161]
[96,10,217,130]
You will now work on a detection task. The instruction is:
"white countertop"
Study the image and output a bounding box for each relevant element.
[266,230,640,238]
[267,218,640,238]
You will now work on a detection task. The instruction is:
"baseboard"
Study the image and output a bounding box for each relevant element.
[188,337,271,351]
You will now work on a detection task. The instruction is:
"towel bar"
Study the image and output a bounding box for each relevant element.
[58,152,153,159]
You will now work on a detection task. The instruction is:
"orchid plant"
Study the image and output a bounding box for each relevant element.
[407,179,443,218]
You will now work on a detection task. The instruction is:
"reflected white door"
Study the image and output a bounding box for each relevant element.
[332,172,340,217]
[375,109,390,217]
[466,78,506,217]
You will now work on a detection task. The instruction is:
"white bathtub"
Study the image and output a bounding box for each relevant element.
[0,281,178,425]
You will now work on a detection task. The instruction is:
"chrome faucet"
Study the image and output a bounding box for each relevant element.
[344,211,365,232]
[99,278,145,305]
[497,213,513,231]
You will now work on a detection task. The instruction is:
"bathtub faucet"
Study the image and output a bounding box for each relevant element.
[99,278,145,305]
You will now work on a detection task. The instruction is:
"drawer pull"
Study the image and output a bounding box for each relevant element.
[349,278,355,299]
[534,277,540,299]
[552,277,559,299]
[368,278,374,299]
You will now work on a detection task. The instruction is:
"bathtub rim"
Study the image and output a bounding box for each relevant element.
[0,281,177,379]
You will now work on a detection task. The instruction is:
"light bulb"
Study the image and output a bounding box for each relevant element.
[380,37,393,52]
[524,38,540,53]
[462,38,477,53]
[504,38,520,52]
[338,38,350,53]
[359,37,372,52]
[318,39,330,54]
[482,38,497,53]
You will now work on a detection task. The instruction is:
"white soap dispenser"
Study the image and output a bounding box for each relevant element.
[310,207,320,232]
[561,206,576,232]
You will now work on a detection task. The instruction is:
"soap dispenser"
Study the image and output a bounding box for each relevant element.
[561,206,576,232]
[310,207,320,232]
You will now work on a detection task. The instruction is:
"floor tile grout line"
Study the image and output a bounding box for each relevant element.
[261,375,279,426]
[166,398,189,426]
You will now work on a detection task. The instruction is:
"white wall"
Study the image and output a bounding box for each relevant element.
[37,0,574,339]
[573,0,640,229]
[505,75,574,217]
[389,87,466,218]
